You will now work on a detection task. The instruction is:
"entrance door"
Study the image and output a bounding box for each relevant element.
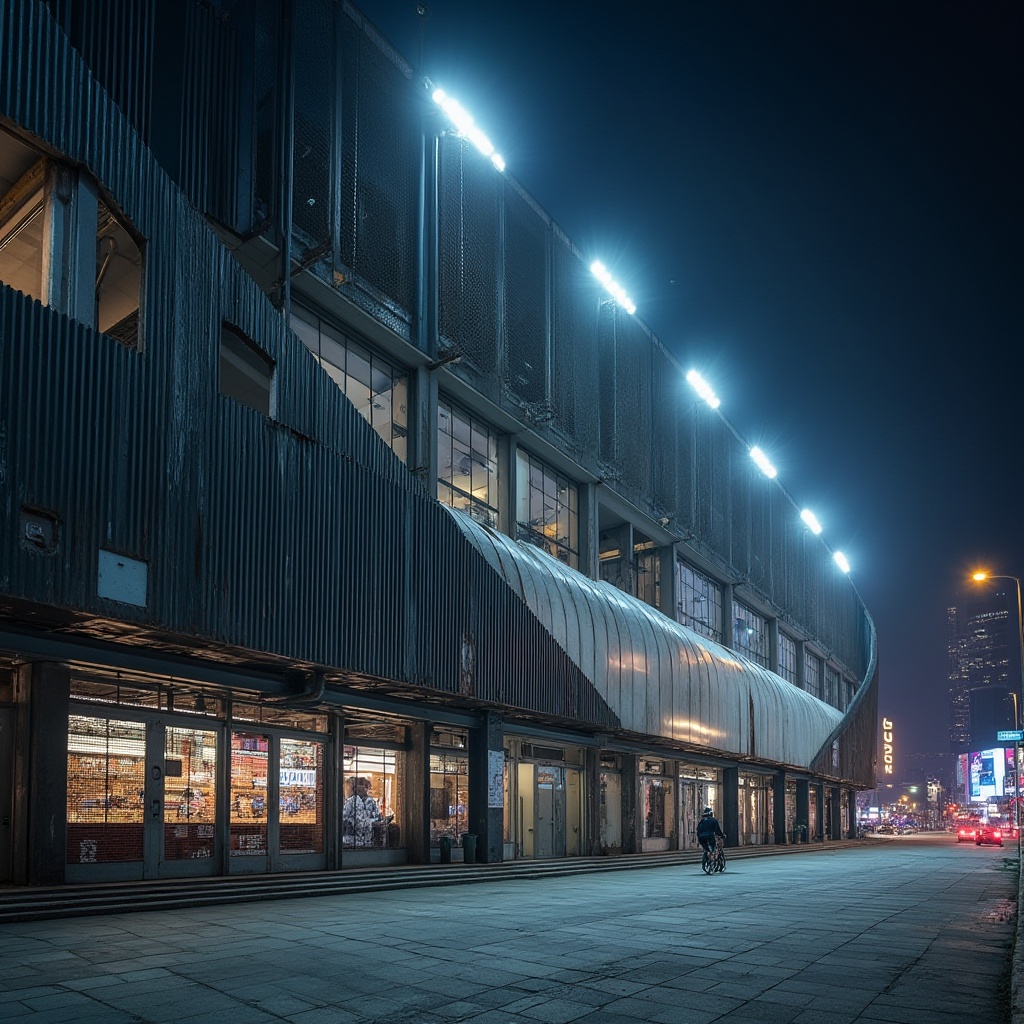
[681,782,699,849]
[517,762,535,858]
[0,708,12,881]
[565,768,582,856]
[535,766,564,858]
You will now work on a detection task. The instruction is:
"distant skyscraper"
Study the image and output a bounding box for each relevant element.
[948,587,1016,753]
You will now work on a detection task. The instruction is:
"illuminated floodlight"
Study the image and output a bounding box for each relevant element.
[590,260,637,315]
[749,446,777,479]
[432,88,505,172]
[833,551,851,573]
[685,369,720,409]
[800,509,823,534]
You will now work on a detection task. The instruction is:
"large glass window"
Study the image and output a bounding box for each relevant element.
[825,665,842,708]
[66,716,146,865]
[291,307,408,462]
[734,602,769,667]
[437,401,499,527]
[678,562,723,643]
[778,633,798,684]
[343,745,404,849]
[804,651,822,699]
[230,732,269,856]
[164,726,217,862]
[516,450,578,568]
[430,750,469,848]
[280,738,324,854]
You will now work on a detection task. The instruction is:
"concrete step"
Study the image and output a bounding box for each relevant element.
[0,840,864,924]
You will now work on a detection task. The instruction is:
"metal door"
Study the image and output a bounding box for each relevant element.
[535,766,566,859]
[565,768,582,856]
[517,762,535,858]
[0,708,12,881]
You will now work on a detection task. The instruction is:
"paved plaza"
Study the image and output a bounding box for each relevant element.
[0,836,1018,1024]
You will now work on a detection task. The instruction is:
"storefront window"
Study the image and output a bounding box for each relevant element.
[230,732,269,856]
[642,777,675,840]
[67,716,145,864]
[430,751,469,847]
[164,727,217,862]
[280,738,324,855]
[343,746,403,849]
[600,772,622,853]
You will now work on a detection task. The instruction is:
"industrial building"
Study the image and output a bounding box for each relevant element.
[0,0,876,887]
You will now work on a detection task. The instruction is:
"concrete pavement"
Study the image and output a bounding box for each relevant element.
[0,835,1017,1023]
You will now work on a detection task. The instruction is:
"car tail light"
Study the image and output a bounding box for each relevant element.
[994,830,1002,838]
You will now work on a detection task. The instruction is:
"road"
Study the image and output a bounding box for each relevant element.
[0,834,1016,1023]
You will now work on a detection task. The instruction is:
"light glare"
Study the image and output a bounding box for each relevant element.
[800,509,823,534]
[749,446,777,479]
[590,260,637,315]
[431,87,505,172]
[686,369,720,409]
[833,551,851,573]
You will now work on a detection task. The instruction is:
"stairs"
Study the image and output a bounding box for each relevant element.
[0,841,862,924]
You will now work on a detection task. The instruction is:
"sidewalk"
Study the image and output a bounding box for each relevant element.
[0,835,1017,1024]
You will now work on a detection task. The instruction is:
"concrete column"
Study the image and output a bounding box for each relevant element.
[13,662,70,886]
[722,583,735,649]
[405,721,431,864]
[584,746,602,856]
[773,771,788,844]
[468,712,503,863]
[768,617,780,674]
[578,482,600,581]
[497,434,518,539]
[830,786,843,840]
[658,544,679,621]
[814,784,824,840]
[327,711,343,869]
[795,779,810,843]
[409,365,438,489]
[795,639,807,690]
[847,788,858,839]
[722,766,739,848]
[620,753,639,854]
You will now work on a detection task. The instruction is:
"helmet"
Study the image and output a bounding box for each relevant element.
[702,807,713,817]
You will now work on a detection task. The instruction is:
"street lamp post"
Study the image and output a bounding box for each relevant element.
[971,572,1024,849]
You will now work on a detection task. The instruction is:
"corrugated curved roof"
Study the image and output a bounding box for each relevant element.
[446,507,843,768]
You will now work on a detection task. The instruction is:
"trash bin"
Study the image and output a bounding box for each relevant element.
[439,835,452,864]
[461,833,477,865]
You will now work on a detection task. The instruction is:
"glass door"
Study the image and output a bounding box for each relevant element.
[160,726,219,875]
[230,731,270,872]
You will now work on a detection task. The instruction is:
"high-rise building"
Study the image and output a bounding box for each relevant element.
[948,587,1016,753]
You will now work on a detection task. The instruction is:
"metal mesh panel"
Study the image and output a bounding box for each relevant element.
[340,18,418,317]
[614,315,652,497]
[438,135,500,374]
[292,0,334,254]
[550,235,599,450]
[693,406,731,554]
[651,347,680,519]
[597,302,618,467]
[253,0,278,225]
[747,473,772,591]
[502,183,547,407]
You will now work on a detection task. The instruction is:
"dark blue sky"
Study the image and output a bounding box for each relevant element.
[357,0,1024,761]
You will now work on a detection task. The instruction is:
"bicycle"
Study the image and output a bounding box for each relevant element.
[701,835,726,874]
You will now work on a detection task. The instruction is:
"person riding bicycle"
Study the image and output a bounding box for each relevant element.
[697,806,725,858]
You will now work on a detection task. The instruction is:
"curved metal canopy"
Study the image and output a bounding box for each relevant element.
[446,508,843,769]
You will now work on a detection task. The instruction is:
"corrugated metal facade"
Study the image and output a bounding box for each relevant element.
[0,0,877,789]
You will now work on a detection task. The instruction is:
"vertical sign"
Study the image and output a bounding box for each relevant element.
[882,718,894,775]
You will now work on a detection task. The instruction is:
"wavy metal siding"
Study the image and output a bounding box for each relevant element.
[448,508,844,769]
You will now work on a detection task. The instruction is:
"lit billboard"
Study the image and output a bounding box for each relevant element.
[966,748,1018,802]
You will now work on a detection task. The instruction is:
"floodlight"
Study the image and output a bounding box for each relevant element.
[749,446,777,479]
[431,87,505,172]
[833,551,851,573]
[800,509,823,534]
[685,370,720,409]
[590,260,636,315]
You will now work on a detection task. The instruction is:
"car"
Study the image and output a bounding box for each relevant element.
[876,824,895,834]
[956,825,977,842]
[975,825,1003,846]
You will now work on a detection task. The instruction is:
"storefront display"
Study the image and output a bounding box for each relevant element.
[343,746,403,849]
[230,732,269,855]
[163,727,217,861]
[280,737,323,854]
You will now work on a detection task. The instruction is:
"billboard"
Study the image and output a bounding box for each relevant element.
[967,747,1018,802]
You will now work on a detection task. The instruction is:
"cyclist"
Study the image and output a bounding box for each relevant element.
[697,806,725,867]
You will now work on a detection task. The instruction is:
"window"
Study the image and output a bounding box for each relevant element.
[678,562,724,643]
[804,651,822,699]
[342,745,404,850]
[734,602,769,667]
[0,129,45,303]
[778,633,798,684]
[290,307,408,461]
[430,750,469,849]
[516,450,578,568]
[437,401,499,527]
[220,323,275,415]
[825,665,842,708]
[0,126,144,346]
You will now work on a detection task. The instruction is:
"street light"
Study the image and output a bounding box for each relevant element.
[971,571,1024,840]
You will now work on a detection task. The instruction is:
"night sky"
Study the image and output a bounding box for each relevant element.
[356,1,1024,764]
